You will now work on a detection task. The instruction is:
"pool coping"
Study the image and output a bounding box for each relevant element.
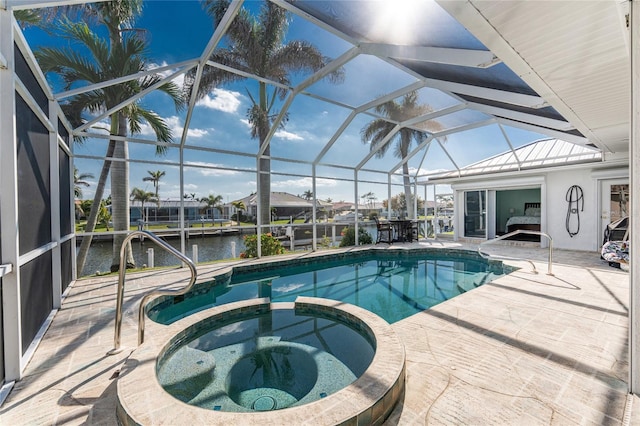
[117,297,406,425]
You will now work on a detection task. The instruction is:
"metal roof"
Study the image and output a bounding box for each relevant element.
[430,138,603,180]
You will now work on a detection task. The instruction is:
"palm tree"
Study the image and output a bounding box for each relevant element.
[200,194,224,221]
[97,200,112,231]
[143,170,165,200]
[232,200,246,225]
[36,3,183,274]
[361,92,441,219]
[303,190,313,201]
[74,167,94,199]
[130,187,157,223]
[186,0,342,231]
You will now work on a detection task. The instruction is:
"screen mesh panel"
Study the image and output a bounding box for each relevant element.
[16,94,51,255]
[19,251,53,354]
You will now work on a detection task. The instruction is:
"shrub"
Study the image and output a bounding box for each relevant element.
[339,226,373,247]
[318,235,333,249]
[241,233,286,258]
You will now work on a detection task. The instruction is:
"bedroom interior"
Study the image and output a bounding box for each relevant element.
[496,188,541,241]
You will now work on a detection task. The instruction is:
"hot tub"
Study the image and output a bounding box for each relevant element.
[117,297,405,425]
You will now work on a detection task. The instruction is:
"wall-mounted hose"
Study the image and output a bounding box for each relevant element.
[565,185,584,237]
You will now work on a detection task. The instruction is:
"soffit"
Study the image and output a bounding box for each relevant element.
[437,0,630,153]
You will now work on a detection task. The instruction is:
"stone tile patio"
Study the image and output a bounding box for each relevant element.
[0,241,638,425]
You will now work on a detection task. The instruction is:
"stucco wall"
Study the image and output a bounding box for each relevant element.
[450,165,629,253]
[545,168,598,252]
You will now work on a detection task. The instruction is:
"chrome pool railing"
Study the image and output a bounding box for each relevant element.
[107,230,197,355]
[478,230,554,276]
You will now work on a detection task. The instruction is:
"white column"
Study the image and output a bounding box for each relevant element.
[387,174,392,219]
[49,100,61,309]
[629,0,640,394]
[256,157,262,257]
[354,170,359,245]
[0,10,23,381]
[311,165,317,251]
[69,131,77,283]
[179,148,186,257]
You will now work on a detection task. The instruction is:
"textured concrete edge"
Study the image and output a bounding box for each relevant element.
[117,297,406,425]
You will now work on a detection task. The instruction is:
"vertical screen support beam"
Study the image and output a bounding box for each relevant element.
[312,165,317,251]
[49,99,62,309]
[354,169,359,246]
[629,0,640,394]
[0,10,23,381]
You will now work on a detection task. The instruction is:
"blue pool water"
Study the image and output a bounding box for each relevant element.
[148,249,512,325]
[156,307,375,412]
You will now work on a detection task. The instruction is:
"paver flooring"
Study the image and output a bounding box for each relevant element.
[0,241,638,425]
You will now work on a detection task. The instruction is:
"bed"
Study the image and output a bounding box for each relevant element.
[506,202,541,233]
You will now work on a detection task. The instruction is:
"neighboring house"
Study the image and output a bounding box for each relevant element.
[225,192,316,221]
[427,138,626,252]
[357,202,385,218]
[127,198,219,223]
[331,202,355,216]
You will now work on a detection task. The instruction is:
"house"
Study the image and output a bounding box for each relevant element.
[426,138,626,251]
[125,198,218,224]
[225,192,316,221]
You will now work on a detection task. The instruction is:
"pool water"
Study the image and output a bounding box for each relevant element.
[156,308,375,412]
[149,250,511,325]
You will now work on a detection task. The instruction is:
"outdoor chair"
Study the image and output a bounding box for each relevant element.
[374,216,393,244]
[407,221,419,242]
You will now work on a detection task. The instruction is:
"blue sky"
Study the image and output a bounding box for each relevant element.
[23,0,546,206]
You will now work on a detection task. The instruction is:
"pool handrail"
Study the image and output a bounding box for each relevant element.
[478,230,553,276]
[107,230,197,355]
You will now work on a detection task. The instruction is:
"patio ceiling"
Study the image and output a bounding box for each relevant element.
[7,0,630,182]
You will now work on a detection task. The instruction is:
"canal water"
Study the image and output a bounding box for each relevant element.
[78,223,380,277]
[78,233,247,277]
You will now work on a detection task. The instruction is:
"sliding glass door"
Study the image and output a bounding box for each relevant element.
[464,190,487,238]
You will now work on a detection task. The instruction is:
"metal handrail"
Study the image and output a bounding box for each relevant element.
[0,263,12,279]
[478,230,554,276]
[107,230,197,355]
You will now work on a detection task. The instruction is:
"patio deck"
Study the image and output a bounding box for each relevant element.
[0,241,638,425]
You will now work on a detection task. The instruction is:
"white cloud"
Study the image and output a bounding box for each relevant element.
[197,88,242,113]
[148,61,185,88]
[272,177,337,189]
[184,161,240,177]
[274,130,303,141]
[240,119,251,128]
[83,118,111,134]
[139,115,209,140]
[408,166,448,177]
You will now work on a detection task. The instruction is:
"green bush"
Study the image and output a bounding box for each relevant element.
[339,226,373,247]
[241,233,286,258]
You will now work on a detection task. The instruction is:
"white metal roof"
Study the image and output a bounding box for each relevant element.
[430,138,602,180]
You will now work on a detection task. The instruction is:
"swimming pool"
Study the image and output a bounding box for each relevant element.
[148,248,512,325]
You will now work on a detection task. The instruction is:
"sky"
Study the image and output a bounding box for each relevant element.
[21,0,547,206]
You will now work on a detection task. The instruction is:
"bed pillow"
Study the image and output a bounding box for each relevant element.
[525,207,541,217]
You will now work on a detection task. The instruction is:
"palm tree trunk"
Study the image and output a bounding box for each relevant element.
[75,140,115,276]
[402,162,414,219]
[258,82,271,234]
[110,112,134,271]
[259,153,270,230]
